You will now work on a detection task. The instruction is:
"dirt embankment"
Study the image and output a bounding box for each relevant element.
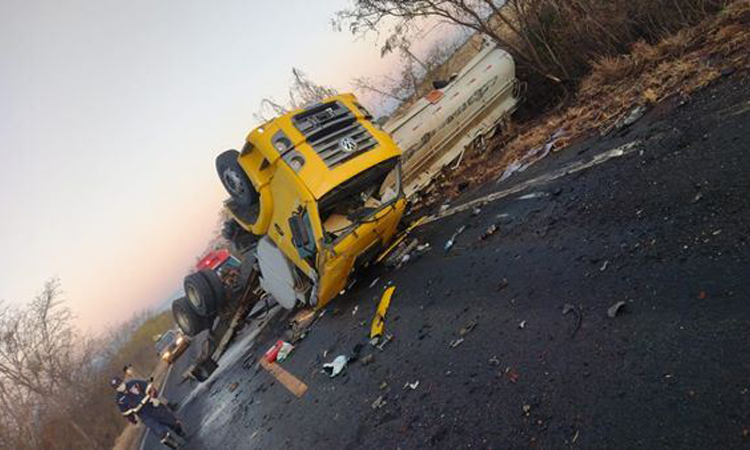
[422,0,750,207]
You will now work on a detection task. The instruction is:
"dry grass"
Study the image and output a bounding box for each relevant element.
[426,0,750,201]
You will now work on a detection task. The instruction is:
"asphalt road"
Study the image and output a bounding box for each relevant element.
[147,74,749,449]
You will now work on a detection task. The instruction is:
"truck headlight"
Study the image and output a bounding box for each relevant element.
[176,337,184,345]
[162,351,171,361]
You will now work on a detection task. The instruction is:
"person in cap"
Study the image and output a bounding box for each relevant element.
[110,376,184,445]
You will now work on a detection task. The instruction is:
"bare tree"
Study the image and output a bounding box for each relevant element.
[0,279,100,449]
[335,0,565,83]
[254,67,338,123]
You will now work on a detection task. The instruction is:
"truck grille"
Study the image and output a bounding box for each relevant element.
[293,101,378,168]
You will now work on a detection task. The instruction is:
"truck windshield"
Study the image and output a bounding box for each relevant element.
[318,157,401,242]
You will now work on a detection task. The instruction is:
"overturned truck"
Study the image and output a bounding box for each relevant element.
[171,94,407,380]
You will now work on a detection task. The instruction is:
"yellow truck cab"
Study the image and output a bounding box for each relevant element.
[216,94,406,310]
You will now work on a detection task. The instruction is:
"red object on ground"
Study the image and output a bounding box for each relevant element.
[264,340,284,363]
[196,249,231,271]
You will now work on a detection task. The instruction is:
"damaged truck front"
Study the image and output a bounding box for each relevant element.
[171,94,405,380]
[223,94,406,310]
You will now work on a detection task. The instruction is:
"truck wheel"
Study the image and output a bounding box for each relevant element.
[172,297,211,337]
[216,150,257,206]
[199,269,227,309]
[184,272,217,317]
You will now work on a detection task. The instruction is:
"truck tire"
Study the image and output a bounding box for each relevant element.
[184,272,217,317]
[192,358,219,382]
[199,269,227,309]
[216,150,257,206]
[172,297,211,337]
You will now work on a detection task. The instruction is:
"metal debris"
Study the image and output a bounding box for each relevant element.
[444,225,468,252]
[607,301,627,318]
[370,287,396,342]
[403,381,420,390]
[372,395,387,409]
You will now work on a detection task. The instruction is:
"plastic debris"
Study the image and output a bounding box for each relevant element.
[379,381,388,390]
[498,128,568,182]
[276,342,295,362]
[403,381,420,390]
[370,287,396,343]
[264,340,285,363]
[607,301,627,318]
[322,355,348,378]
[445,225,468,252]
[352,305,359,316]
[372,395,387,409]
[472,206,482,216]
[600,260,610,272]
[518,191,548,200]
[369,278,380,288]
[506,368,520,383]
[489,356,500,366]
[449,338,464,348]
[518,320,527,329]
[523,404,532,415]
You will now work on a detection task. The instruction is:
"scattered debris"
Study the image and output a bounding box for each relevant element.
[692,192,703,203]
[489,356,500,366]
[518,320,527,329]
[376,334,394,351]
[322,355,348,378]
[444,225,468,252]
[506,368,520,383]
[613,105,648,131]
[480,223,499,240]
[260,359,308,398]
[600,260,610,272]
[352,305,359,316]
[369,278,380,288]
[607,301,628,318]
[449,338,465,348]
[361,354,375,366]
[459,319,478,336]
[497,278,509,291]
[572,430,580,443]
[498,128,568,182]
[562,303,582,338]
[228,382,239,392]
[264,340,285,363]
[699,291,707,299]
[518,191,548,200]
[372,395,387,409]
[370,287,396,344]
[522,404,532,415]
[472,206,482,216]
[403,381,420,390]
[379,381,388,390]
[276,342,294,362]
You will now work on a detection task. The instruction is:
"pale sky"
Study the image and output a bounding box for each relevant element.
[0,0,448,333]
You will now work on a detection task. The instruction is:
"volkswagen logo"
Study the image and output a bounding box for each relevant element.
[338,136,359,153]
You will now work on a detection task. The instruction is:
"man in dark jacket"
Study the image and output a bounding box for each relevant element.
[110,376,184,444]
